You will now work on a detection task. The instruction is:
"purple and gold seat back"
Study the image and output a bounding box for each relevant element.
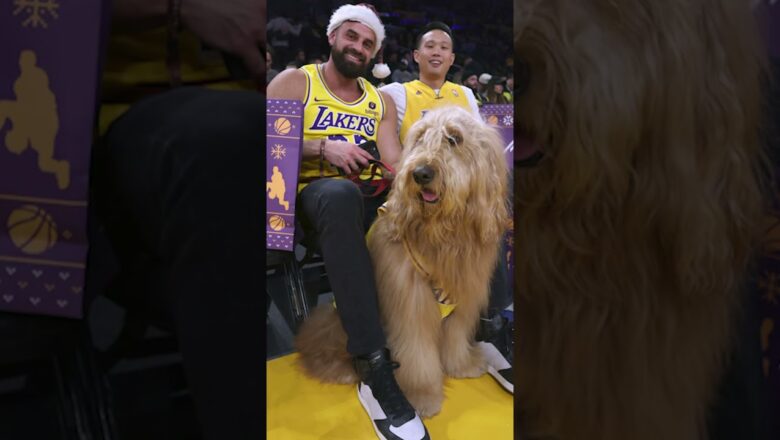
[0,0,105,318]
[266,99,303,252]
[481,104,514,283]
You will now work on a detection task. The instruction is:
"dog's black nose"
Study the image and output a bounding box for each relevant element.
[413,165,435,184]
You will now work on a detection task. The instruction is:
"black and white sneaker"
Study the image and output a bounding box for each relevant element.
[354,349,431,440]
[476,313,514,394]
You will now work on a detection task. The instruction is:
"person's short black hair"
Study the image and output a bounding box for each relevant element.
[415,21,454,50]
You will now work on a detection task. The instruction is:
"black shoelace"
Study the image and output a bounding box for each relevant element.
[369,360,415,426]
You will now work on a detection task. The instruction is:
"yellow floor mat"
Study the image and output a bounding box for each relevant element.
[267,353,513,439]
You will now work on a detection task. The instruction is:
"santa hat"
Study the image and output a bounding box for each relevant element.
[327,3,386,58]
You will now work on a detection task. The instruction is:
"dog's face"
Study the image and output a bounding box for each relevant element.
[387,106,509,244]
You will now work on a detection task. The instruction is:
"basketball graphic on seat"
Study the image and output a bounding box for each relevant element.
[6,205,58,255]
[274,117,292,135]
[269,215,286,231]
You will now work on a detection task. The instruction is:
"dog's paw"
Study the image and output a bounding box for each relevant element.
[445,354,487,379]
[407,391,443,418]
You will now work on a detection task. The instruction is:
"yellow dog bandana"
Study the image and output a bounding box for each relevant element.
[365,203,457,319]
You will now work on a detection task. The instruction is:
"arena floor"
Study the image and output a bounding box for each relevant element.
[267,353,513,439]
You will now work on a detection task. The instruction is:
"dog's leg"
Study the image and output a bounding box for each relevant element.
[389,306,445,418]
[378,264,446,418]
[440,298,487,378]
[370,237,447,418]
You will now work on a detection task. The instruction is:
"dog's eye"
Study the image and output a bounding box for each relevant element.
[444,132,462,147]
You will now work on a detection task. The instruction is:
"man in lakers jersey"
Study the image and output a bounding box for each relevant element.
[380,22,515,395]
[267,4,430,440]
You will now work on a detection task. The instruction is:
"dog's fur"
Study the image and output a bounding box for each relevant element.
[515,1,769,439]
[295,107,510,418]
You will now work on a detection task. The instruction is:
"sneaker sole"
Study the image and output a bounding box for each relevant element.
[487,365,514,394]
[357,384,389,440]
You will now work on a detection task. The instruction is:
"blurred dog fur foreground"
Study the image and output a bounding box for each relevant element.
[515,0,769,439]
[295,107,510,417]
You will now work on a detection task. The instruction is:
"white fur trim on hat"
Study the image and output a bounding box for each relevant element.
[372,63,391,79]
[327,4,385,58]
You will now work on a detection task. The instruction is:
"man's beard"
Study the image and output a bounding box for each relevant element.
[331,46,368,79]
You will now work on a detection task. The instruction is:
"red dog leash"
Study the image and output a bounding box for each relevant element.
[346,159,395,198]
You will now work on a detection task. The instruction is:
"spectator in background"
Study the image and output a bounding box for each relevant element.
[385,50,400,71]
[505,75,514,102]
[293,48,306,67]
[267,48,280,84]
[478,73,492,104]
[268,15,302,70]
[391,58,416,83]
[487,77,511,104]
[297,18,328,58]
[461,56,479,78]
[504,55,513,78]
[462,73,484,106]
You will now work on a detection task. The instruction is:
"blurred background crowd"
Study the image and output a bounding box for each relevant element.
[266,0,514,105]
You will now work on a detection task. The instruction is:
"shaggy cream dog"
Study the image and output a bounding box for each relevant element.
[295,106,510,418]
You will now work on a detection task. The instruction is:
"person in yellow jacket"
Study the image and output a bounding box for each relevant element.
[380,21,515,395]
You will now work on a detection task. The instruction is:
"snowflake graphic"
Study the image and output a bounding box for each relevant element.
[758,271,780,305]
[13,0,60,28]
[271,144,287,160]
[502,115,514,126]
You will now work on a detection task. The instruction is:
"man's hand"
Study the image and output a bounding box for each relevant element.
[180,0,266,84]
[324,140,374,174]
